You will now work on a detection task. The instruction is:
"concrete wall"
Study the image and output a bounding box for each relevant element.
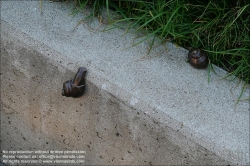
[1,26,231,165]
[1,1,249,165]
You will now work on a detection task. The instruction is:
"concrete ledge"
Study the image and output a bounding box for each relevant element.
[1,1,249,165]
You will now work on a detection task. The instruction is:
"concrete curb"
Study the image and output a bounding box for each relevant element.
[1,1,249,165]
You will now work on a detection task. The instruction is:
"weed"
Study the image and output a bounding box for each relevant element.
[49,0,250,102]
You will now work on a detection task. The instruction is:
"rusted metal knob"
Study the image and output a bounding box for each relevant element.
[62,67,87,98]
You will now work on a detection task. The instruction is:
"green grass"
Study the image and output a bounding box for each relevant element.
[52,0,250,100]
[65,0,250,84]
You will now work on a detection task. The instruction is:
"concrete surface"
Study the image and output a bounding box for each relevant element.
[1,1,249,165]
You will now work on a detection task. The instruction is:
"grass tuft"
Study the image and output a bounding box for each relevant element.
[52,0,250,86]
